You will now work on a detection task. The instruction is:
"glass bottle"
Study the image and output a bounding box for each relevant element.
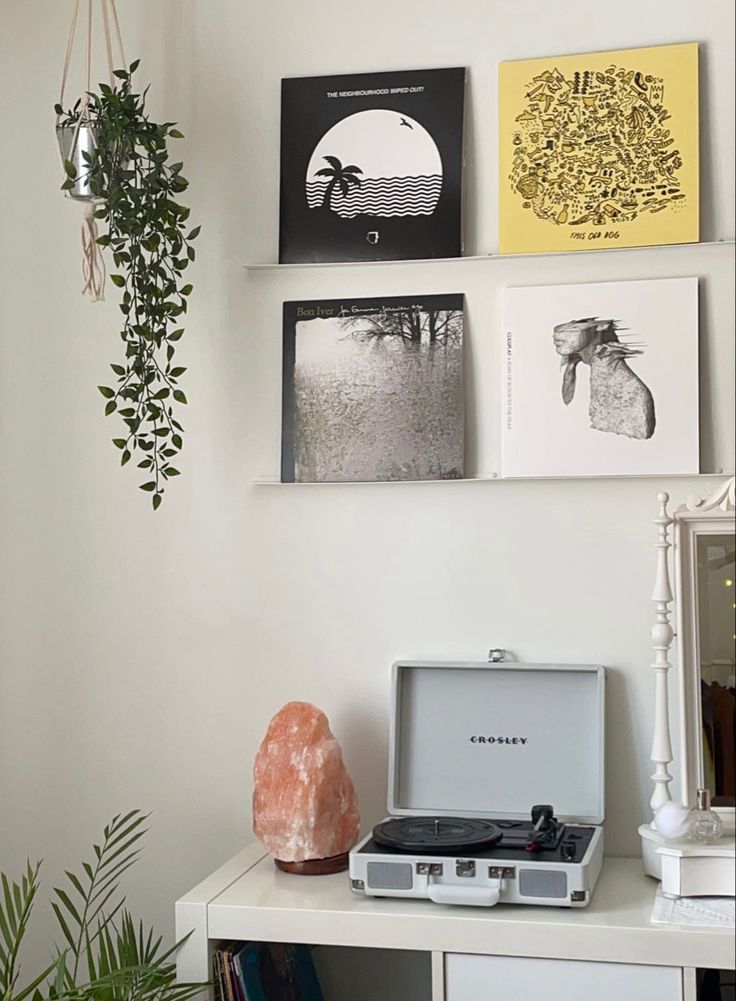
[689,788,723,844]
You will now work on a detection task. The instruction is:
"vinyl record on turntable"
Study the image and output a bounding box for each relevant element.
[372,816,503,853]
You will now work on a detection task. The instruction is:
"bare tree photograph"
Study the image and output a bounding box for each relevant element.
[281,294,465,482]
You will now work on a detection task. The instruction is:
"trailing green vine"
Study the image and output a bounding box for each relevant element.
[60,62,199,509]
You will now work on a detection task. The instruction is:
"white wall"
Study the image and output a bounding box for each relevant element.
[0,0,734,969]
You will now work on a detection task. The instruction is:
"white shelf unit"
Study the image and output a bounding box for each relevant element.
[176,849,734,1001]
[244,238,735,487]
[243,238,735,271]
[251,472,733,487]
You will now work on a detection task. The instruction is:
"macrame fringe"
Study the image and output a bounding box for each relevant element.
[81,201,106,301]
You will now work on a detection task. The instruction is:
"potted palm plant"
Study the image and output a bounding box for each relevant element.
[0,809,204,1001]
[56,62,200,509]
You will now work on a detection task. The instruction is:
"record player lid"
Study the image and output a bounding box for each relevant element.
[388,661,605,825]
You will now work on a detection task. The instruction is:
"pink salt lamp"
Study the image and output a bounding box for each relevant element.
[252,701,360,874]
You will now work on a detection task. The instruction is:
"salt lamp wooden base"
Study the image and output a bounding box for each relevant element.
[274,852,349,875]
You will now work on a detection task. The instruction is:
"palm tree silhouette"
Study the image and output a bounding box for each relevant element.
[315,156,363,211]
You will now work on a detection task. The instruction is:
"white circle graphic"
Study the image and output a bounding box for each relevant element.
[306,109,443,218]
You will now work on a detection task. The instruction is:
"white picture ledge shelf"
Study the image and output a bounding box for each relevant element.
[251,472,733,488]
[243,238,735,272]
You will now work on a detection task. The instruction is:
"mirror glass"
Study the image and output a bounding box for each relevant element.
[696,532,736,807]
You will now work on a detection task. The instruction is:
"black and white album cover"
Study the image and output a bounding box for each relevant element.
[282,294,465,482]
[501,277,699,477]
[279,68,466,263]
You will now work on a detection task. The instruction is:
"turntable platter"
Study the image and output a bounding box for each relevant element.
[372,816,503,853]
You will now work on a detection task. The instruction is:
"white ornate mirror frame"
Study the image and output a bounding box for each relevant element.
[640,476,735,894]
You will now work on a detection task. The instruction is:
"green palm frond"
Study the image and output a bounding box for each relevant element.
[51,810,149,983]
[0,861,58,1001]
[75,913,201,1001]
[2,811,206,1001]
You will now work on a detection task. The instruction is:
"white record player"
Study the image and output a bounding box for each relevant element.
[349,659,606,908]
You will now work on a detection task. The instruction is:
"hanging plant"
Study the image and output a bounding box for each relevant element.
[57,62,199,509]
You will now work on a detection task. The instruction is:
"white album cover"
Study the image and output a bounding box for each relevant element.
[502,277,699,478]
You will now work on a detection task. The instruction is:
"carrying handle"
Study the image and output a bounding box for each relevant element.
[427,880,502,907]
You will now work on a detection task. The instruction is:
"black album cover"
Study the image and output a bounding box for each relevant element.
[282,294,465,482]
[279,68,466,263]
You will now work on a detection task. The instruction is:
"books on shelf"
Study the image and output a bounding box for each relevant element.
[280,68,466,264]
[281,294,465,483]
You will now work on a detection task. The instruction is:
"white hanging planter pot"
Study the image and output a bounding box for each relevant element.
[56,122,98,201]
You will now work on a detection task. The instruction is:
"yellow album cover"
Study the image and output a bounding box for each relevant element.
[499,43,699,254]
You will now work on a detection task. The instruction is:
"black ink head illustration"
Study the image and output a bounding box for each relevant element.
[509,63,685,229]
[553,317,656,440]
[306,109,443,219]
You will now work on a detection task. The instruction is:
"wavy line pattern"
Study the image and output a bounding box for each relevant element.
[306,174,443,218]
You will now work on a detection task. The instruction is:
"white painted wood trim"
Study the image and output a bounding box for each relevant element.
[649,491,675,815]
[682,967,697,1001]
[673,479,735,825]
[175,842,266,984]
[431,952,445,1001]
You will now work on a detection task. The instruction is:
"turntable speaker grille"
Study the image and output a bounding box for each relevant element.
[366,862,413,891]
[519,869,568,899]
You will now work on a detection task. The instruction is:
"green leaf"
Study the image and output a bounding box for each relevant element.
[173,390,187,404]
[172,434,183,450]
[110,274,125,288]
[180,284,193,296]
[112,438,127,449]
[169,129,185,139]
[111,364,126,376]
[139,482,156,492]
[168,328,184,342]
[165,467,181,476]
[98,386,115,399]
[152,493,162,510]
[52,888,82,927]
[63,159,77,179]
[121,451,131,466]
[169,367,187,378]
[50,901,76,951]
[104,400,117,416]
[187,225,201,240]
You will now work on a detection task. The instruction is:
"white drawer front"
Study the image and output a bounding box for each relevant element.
[445,954,682,1001]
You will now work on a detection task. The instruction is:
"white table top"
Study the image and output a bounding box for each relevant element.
[186,845,734,970]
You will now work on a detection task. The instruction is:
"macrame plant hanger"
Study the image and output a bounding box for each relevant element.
[57,0,127,301]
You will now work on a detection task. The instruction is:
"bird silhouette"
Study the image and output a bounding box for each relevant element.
[399,117,413,129]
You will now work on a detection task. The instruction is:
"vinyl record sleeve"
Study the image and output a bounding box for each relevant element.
[281,293,465,482]
[280,68,466,262]
[499,42,699,253]
[501,277,699,477]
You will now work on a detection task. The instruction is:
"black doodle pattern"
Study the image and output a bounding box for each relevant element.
[509,63,685,229]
